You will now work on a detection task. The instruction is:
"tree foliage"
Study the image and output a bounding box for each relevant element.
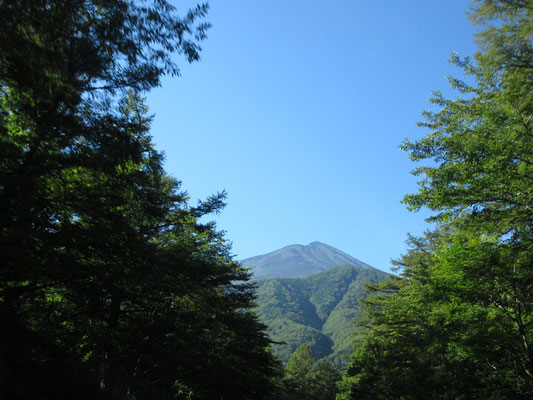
[341,1,533,398]
[339,229,532,399]
[401,0,533,237]
[0,1,278,399]
[268,344,341,400]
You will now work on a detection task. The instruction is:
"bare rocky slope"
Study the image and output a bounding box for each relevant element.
[241,241,375,279]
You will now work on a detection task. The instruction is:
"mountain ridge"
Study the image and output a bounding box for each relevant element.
[241,241,376,279]
[254,263,389,367]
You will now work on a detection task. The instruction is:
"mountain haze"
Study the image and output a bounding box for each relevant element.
[241,241,376,279]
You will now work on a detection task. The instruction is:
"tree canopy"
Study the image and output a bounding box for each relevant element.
[341,1,533,398]
[268,344,340,400]
[0,1,278,399]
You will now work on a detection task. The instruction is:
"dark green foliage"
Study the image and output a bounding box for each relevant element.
[310,360,343,400]
[0,1,278,399]
[255,265,389,367]
[286,344,316,377]
[268,345,341,400]
[341,1,533,398]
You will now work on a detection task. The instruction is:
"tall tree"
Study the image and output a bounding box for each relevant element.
[0,1,278,399]
[400,0,533,388]
[401,0,533,237]
[341,1,533,398]
[277,344,341,400]
[286,344,316,380]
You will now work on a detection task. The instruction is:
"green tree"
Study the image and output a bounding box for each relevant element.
[309,360,341,400]
[400,0,532,389]
[341,0,533,398]
[339,229,522,400]
[0,1,278,399]
[286,344,316,379]
[401,0,532,237]
[279,344,340,400]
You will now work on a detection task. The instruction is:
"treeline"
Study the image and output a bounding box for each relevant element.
[1,0,531,399]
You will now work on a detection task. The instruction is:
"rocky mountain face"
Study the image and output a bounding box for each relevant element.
[241,241,376,279]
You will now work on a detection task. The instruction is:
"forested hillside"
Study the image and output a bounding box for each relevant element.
[255,264,388,367]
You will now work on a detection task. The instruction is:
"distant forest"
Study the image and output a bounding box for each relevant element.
[1,1,531,400]
[255,264,389,367]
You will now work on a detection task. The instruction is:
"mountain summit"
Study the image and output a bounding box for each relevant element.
[241,241,375,279]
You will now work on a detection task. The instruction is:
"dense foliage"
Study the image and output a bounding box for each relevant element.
[0,1,278,399]
[267,344,341,400]
[340,1,533,399]
[255,265,388,367]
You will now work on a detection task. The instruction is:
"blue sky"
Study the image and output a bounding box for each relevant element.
[147,0,478,273]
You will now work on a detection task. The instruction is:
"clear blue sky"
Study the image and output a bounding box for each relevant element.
[147,0,478,273]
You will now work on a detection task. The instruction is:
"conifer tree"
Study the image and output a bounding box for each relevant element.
[0,1,278,398]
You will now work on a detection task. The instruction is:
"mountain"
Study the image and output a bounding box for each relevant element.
[241,241,375,279]
[254,264,389,367]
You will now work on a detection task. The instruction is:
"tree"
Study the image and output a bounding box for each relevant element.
[309,360,342,400]
[400,0,532,389]
[277,344,341,400]
[339,229,527,399]
[0,1,278,398]
[401,0,532,238]
[341,1,533,398]
[286,344,316,379]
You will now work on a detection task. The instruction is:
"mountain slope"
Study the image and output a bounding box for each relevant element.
[255,264,389,367]
[242,241,375,279]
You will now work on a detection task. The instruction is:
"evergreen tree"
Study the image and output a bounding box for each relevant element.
[0,1,278,398]
[286,344,315,379]
[278,344,340,400]
[309,360,342,400]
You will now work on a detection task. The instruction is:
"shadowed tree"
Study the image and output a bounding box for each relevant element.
[0,1,278,399]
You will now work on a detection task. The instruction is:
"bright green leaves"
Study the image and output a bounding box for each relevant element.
[401,1,533,238]
[342,228,533,399]
[344,2,533,398]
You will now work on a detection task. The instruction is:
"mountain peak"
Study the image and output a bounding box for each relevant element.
[308,241,328,247]
[241,242,376,279]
